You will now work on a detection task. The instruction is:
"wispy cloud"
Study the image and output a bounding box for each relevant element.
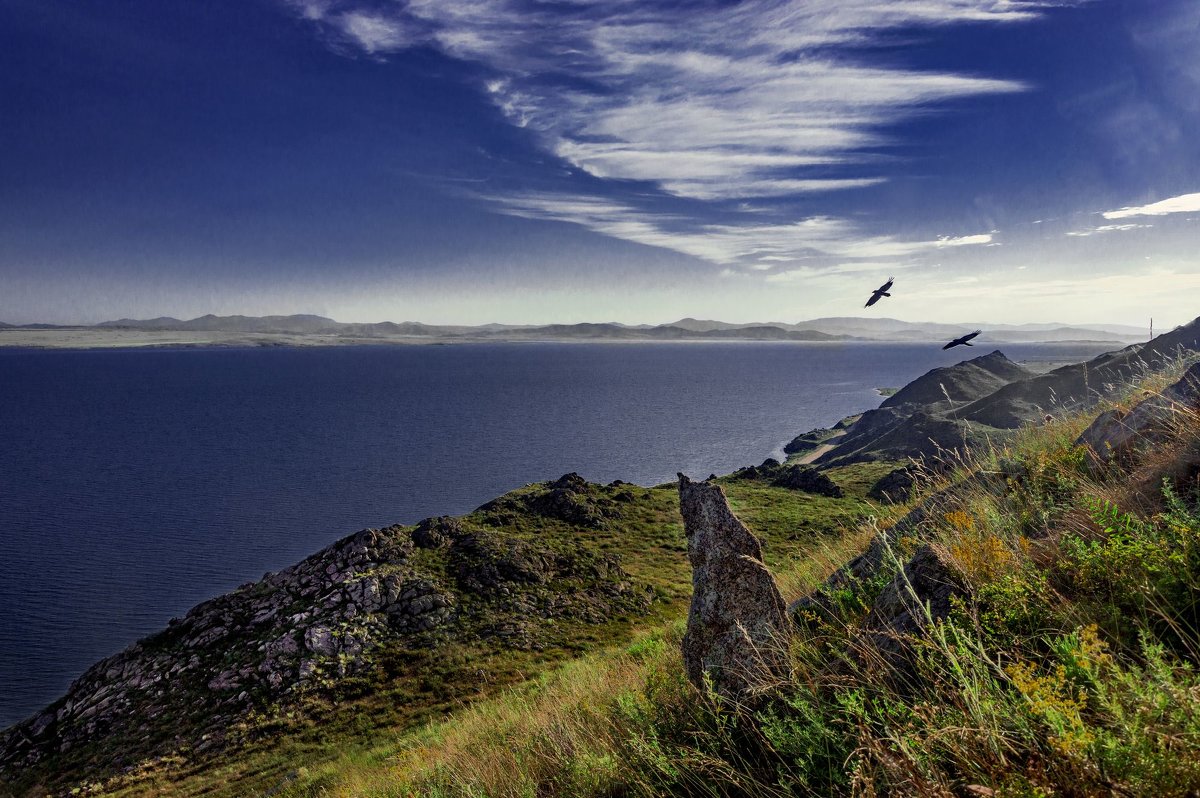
[337,11,413,54]
[1066,222,1154,237]
[487,191,994,268]
[1102,192,1200,220]
[283,0,1087,274]
[287,0,1080,202]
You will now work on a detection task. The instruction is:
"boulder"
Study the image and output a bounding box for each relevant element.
[790,471,1003,621]
[548,472,588,491]
[677,475,790,704]
[772,465,844,498]
[411,516,462,549]
[861,544,968,662]
[1076,362,1200,468]
[731,465,761,480]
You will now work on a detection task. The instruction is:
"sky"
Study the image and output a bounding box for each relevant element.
[0,0,1197,326]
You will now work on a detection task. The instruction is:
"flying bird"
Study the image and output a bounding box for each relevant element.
[943,330,982,350]
[864,277,894,308]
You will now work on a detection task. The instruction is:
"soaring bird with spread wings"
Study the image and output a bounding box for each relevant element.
[943,330,982,350]
[864,277,894,308]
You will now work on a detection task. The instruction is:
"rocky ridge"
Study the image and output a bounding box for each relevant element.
[0,476,653,777]
[787,317,1200,469]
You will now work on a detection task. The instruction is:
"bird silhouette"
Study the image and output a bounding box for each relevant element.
[864,277,894,308]
[943,330,982,350]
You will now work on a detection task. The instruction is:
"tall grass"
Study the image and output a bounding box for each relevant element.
[85,359,1200,798]
[286,365,1200,798]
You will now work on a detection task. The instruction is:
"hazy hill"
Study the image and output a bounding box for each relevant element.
[98,314,341,333]
[667,317,794,332]
[72,314,1147,344]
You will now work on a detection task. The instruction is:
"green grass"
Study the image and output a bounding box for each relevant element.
[30,365,1200,798]
[10,464,883,798]
[205,366,1200,798]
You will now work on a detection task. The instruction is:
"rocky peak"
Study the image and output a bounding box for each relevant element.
[880,350,1031,410]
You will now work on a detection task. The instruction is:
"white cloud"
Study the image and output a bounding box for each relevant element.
[486,191,995,268]
[336,12,412,54]
[1066,223,1153,237]
[286,0,1082,202]
[1102,192,1200,220]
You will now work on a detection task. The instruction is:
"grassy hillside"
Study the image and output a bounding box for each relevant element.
[204,359,1200,798]
[6,465,887,797]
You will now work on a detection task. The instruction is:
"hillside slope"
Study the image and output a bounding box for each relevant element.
[256,346,1200,798]
[811,316,1200,465]
[0,467,878,795]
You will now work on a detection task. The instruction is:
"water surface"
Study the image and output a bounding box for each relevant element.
[0,341,1115,726]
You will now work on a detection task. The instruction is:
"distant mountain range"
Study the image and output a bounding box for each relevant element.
[0,313,1151,344]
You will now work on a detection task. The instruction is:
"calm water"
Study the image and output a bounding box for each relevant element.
[0,341,1115,726]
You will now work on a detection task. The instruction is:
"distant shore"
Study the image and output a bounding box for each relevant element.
[0,328,1133,351]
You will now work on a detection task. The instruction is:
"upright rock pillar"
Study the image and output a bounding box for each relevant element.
[677,475,790,703]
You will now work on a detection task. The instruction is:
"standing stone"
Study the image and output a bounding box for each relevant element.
[677,475,790,704]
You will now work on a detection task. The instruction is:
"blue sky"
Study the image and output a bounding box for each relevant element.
[1,0,1197,325]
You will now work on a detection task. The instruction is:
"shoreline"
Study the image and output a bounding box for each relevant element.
[0,329,1134,351]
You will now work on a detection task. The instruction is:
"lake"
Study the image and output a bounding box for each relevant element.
[0,341,1116,726]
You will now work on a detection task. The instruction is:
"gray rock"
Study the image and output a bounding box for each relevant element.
[1076,362,1200,468]
[771,465,844,497]
[411,516,462,549]
[677,475,790,704]
[790,471,1003,620]
[860,544,969,669]
[303,625,338,657]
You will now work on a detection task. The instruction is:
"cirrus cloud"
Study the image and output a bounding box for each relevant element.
[286,0,1083,203]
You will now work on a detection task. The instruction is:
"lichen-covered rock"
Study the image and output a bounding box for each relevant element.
[772,465,844,497]
[678,475,789,704]
[1076,362,1200,468]
[411,515,463,549]
[861,544,968,661]
[478,473,617,528]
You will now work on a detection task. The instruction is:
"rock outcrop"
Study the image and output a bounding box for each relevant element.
[1,525,444,773]
[1076,362,1200,468]
[861,544,968,665]
[868,466,917,504]
[771,465,844,497]
[478,472,618,529]
[0,478,654,778]
[678,475,789,703]
[790,472,1002,621]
